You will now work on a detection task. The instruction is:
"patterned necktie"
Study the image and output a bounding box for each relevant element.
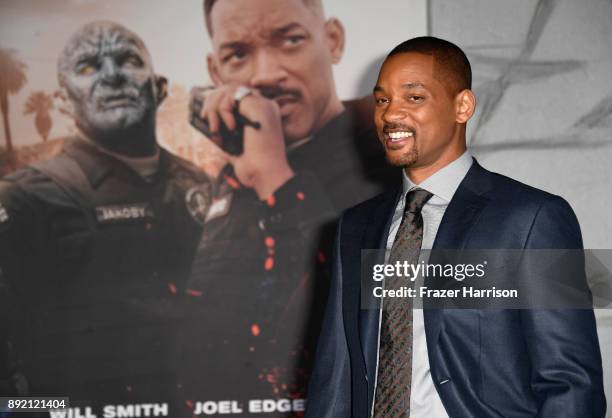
[374,188,433,418]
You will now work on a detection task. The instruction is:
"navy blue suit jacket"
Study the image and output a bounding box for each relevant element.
[306,161,606,418]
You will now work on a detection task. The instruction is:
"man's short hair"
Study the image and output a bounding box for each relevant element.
[203,0,323,36]
[387,36,472,95]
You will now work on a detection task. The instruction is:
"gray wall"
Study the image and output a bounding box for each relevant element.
[432,0,612,411]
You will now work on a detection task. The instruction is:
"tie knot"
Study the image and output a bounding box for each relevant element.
[405,188,433,214]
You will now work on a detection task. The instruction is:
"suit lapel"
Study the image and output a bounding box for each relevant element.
[425,160,494,355]
[362,189,401,250]
[359,188,401,407]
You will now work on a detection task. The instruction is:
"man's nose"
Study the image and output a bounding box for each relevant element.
[381,100,408,124]
[249,50,287,88]
[99,57,125,86]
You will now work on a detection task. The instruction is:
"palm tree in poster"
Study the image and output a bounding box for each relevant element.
[24,91,54,142]
[0,48,28,152]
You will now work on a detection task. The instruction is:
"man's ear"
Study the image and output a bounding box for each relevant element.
[324,17,345,64]
[53,86,75,120]
[455,89,476,124]
[207,53,223,86]
[155,75,168,105]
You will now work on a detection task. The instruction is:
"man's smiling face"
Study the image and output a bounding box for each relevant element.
[207,0,344,144]
[373,52,465,171]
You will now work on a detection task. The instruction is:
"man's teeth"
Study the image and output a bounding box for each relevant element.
[388,131,414,141]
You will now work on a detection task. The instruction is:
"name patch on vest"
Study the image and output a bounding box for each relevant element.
[95,203,155,224]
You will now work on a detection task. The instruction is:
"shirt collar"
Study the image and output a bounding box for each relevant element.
[402,150,473,203]
[286,136,312,153]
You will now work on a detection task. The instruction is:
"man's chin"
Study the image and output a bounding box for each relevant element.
[282,121,313,146]
[385,150,418,168]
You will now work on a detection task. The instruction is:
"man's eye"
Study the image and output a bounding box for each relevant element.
[375,97,389,105]
[222,50,247,64]
[283,35,305,47]
[409,95,424,102]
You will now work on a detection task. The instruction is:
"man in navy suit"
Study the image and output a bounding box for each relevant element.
[306,37,606,417]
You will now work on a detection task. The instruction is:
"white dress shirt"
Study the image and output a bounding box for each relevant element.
[374,151,473,418]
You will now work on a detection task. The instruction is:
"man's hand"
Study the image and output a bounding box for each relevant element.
[199,84,294,199]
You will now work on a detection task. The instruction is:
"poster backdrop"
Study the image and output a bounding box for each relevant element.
[0,1,425,417]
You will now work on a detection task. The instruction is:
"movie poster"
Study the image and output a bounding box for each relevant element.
[0,1,425,417]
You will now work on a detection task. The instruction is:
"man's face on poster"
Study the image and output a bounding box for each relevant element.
[207,0,344,143]
[58,22,159,140]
